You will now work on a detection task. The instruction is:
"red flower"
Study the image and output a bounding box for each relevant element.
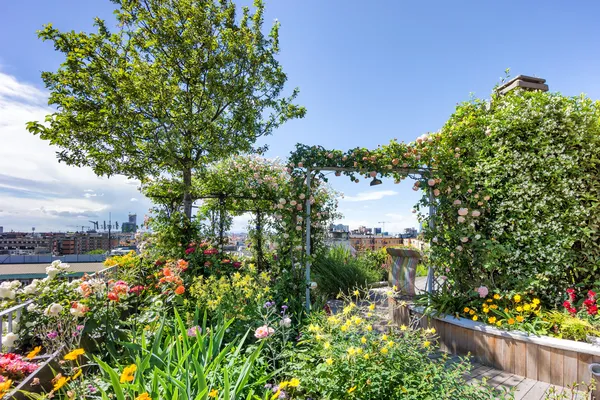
[233,262,242,268]
[583,298,594,307]
[566,288,576,301]
[155,259,166,266]
[562,300,571,309]
[107,292,119,302]
[588,290,596,299]
[568,307,577,315]
[588,305,598,315]
[185,247,196,255]
[130,285,145,295]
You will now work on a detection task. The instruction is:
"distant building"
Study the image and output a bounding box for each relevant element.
[330,224,349,232]
[349,235,404,253]
[0,226,3,233]
[401,227,418,238]
[0,233,51,255]
[121,213,137,233]
[374,227,382,235]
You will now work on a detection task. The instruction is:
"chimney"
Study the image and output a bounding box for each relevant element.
[496,75,548,95]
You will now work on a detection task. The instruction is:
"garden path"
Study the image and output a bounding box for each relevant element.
[326,288,586,400]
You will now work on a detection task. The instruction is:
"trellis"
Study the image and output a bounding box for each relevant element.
[302,166,436,310]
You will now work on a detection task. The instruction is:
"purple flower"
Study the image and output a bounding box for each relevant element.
[263,301,274,308]
[76,325,84,331]
[87,385,97,393]
[281,305,288,310]
[47,331,58,340]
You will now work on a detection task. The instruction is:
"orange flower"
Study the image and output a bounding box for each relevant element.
[175,285,185,295]
[163,267,172,276]
[177,260,189,270]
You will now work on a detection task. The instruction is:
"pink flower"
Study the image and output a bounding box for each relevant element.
[433,189,440,196]
[471,210,481,217]
[453,199,462,206]
[476,286,489,298]
[427,179,436,187]
[458,208,468,216]
[254,325,274,339]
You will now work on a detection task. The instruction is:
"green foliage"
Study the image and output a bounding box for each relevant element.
[86,249,106,255]
[311,246,383,300]
[359,248,389,281]
[28,0,305,226]
[287,81,600,306]
[544,311,600,341]
[282,297,511,399]
[416,263,428,277]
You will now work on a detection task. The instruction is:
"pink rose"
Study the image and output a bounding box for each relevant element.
[476,286,489,298]
[254,325,274,339]
[427,179,436,187]
[458,208,468,216]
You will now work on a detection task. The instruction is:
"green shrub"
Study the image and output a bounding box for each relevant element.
[312,246,380,299]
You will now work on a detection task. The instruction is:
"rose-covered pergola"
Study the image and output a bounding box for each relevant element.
[287,142,438,309]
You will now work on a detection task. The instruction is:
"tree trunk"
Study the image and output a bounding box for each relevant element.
[183,167,193,219]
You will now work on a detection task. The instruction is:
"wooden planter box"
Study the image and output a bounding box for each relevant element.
[390,298,600,394]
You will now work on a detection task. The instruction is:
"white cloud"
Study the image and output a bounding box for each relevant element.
[130,198,139,202]
[0,69,153,232]
[341,190,398,202]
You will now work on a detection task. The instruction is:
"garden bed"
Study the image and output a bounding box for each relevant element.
[390,298,600,390]
[5,346,63,400]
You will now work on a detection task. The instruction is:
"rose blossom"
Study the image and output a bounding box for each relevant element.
[458,208,468,216]
[471,210,481,217]
[254,325,275,339]
[476,286,489,298]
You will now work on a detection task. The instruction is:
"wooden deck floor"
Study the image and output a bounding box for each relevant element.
[452,355,586,399]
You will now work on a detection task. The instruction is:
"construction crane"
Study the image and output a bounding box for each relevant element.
[378,221,390,236]
[89,221,99,231]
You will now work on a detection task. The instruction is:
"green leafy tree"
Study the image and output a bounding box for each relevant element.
[28,0,305,221]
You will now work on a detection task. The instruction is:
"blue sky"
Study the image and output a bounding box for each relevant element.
[1,1,600,233]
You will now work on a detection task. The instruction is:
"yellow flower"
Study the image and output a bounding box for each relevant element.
[493,294,501,300]
[120,364,137,384]
[380,347,389,355]
[0,379,12,395]
[483,308,489,313]
[325,358,333,365]
[516,306,523,312]
[72,369,82,380]
[488,316,496,324]
[315,334,324,341]
[486,299,493,303]
[423,341,431,348]
[323,342,331,349]
[507,318,515,325]
[532,298,540,305]
[368,304,375,311]
[348,386,357,393]
[393,285,398,291]
[463,307,470,313]
[353,290,360,296]
[472,315,478,321]
[341,325,348,332]
[490,304,498,309]
[308,324,320,332]
[504,308,509,313]
[64,348,85,361]
[382,334,388,341]
[288,378,300,387]
[53,376,70,391]
[523,304,531,311]
[363,353,370,360]
[496,321,502,327]
[469,310,475,315]
[367,325,373,332]
[26,346,42,359]
[400,325,408,331]
[516,315,524,323]
[361,336,367,344]
[514,294,521,303]
[387,341,394,347]
[347,347,357,356]
[136,393,152,400]
[271,390,281,400]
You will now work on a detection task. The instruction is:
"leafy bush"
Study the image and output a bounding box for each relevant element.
[311,246,380,299]
[281,295,511,399]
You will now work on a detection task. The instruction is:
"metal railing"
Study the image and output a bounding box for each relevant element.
[89,264,119,280]
[0,299,33,351]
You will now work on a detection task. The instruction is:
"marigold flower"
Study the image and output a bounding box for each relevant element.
[208,389,218,398]
[488,316,496,324]
[532,298,540,305]
[120,364,137,383]
[26,346,42,359]
[516,306,523,312]
[516,315,524,323]
[507,318,515,325]
[472,315,478,321]
[136,393,151,400]
[463,307,470,313]
[288,378,300,387]
[493,294,501,300]
[64,348,85,361]
[513,294,521,303]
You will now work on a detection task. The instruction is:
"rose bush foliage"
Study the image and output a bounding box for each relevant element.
[289,85,600,305]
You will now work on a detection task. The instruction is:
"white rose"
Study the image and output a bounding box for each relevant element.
[2,332,18,348]
[45,303,63,317]
[27,303,38,312]
[46,266,59,279]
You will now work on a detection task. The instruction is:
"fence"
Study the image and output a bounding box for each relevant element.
[0,299,33,351]
[0,254,107,264]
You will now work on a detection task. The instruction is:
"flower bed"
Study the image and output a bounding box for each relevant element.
[390,297,600,393]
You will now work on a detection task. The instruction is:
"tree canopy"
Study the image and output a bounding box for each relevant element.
[28,0,305,218]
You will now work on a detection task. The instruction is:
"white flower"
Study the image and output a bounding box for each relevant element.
[46,266,59,279]
[280,317,292,328]
[461,237,469,243]
[299,193,306,200]
[457,216,466,223]
[2,332,18,348]
[290,200,297,206]
[458,208,469,216]
[310,282,318,289]
[279,198,286,205]
[44,303,63,317]
[432,237,438,243]
[475,234,482,240]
